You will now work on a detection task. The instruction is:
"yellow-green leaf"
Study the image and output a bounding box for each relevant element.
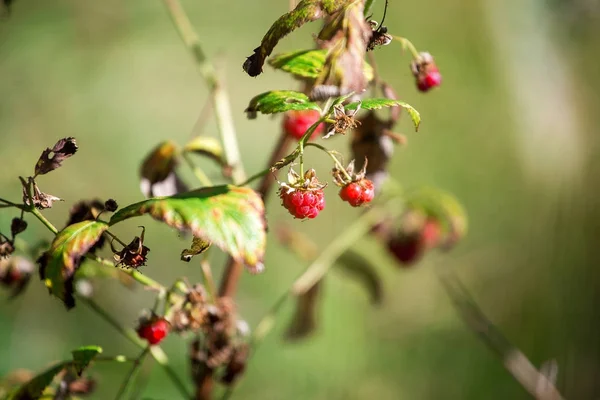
[183,137,226,166]
[39,221,108,309]
[110,186,266,272]
[245,90,320,118]
[346,99,421,131]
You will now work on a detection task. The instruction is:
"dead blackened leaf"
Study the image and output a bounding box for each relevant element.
[34,137,78,176]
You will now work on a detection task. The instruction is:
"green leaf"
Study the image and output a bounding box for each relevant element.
[268,49,375,82]
[7,346,101,400]
[242,0,355,76]
[183,136,226,166]
[110,186,266,272]
[245,90,320,118]
[71,345,103,375]
[336,250,383,305]
[39,221,109,309]
[346,99,421,131]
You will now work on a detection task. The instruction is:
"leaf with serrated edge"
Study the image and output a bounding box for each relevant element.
[245,90,320,117]
[110,186,266,272]
[40,221,108,309]
[346,99,421,131]
[268,49,374,82]
[7,346,101,400]
[183,137,226,166]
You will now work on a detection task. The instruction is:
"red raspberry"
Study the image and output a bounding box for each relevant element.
[387,219,442,266]
[279,188,325,219]
[283,110,324,140]
[339,179,375,207]
[387,235,423,265]
[417,66,442,92]
[137,317,170,345]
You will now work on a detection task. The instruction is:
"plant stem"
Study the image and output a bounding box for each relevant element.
[0,197,21,207]
[183,153,213,187]
[88,255,165,292]
[162,0,246,184]
[392,35,420,59]
[81,298,192,399]
[30,208,58,234]
[114,346,150,400]
[200,258,217,301]
[304,143,352,181]
[95,355,134,363]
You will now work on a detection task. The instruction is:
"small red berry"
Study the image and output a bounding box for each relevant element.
[283,110,324,140]
[279,188,325,219]
[387,235,424,265]
[339,179,375,207]
[421,219,441,248]
[137,317,170,345]
[411,52,442,92]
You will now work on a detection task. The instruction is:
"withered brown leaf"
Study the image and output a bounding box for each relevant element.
[34,137,78,176]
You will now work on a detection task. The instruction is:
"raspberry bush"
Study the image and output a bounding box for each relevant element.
[0,1,562,399]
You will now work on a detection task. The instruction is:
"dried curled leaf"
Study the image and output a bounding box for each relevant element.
[34,137,78,176]
[181,237,212,262]
[38,221,109,309]
[242,0,356,77]
[6,346,102,400]
[183,136,227,167]
[140,141,188,198]
[110,186,266,272]
[245,90,320,119]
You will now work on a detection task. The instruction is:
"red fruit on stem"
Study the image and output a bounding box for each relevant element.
[137,317,170,345]
[421,219,442,248]
[283,110,324,140]
[338,178,375,207]
[387,235,424,265]
[279,188,325,219]
[411,52,442,92]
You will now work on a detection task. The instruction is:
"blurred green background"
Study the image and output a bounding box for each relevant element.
[1,0,599,398]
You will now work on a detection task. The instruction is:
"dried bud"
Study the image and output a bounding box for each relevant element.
[22,181,62,210]
[10,218,27,237]
[220,344,250,385]
[0,256,33,297]
[68,376,96,396]
[104,199,118,212]
[324,104,361,139]
[0,238,15,259]
[112,228,149,269]
[34,137,78,176]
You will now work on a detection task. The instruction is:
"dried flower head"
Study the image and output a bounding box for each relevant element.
[323,104,361,139]
[22,179,62,210]
[112,227,150,269]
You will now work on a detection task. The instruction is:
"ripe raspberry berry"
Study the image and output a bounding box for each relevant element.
[387,218,442,266]
[410,52,442,92]
[283,110,324,140]
[137,317,170,345]
[279,168,326,219]
[339,178,375,207]
[280,188,325,219]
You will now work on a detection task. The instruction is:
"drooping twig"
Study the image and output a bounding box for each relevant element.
[438,271,565,400]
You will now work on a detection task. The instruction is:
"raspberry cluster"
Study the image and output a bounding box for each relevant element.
[387,219,441,265]
[280,189,325,219]
[283,110,324,140]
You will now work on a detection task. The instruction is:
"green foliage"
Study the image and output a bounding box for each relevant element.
[39,221,109,309]
[181,236,212,262]
[245,90,320,117]
[268,49,374,81]
[346,99,421,131]
[110,186,266,272]
[7,346,102,400]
